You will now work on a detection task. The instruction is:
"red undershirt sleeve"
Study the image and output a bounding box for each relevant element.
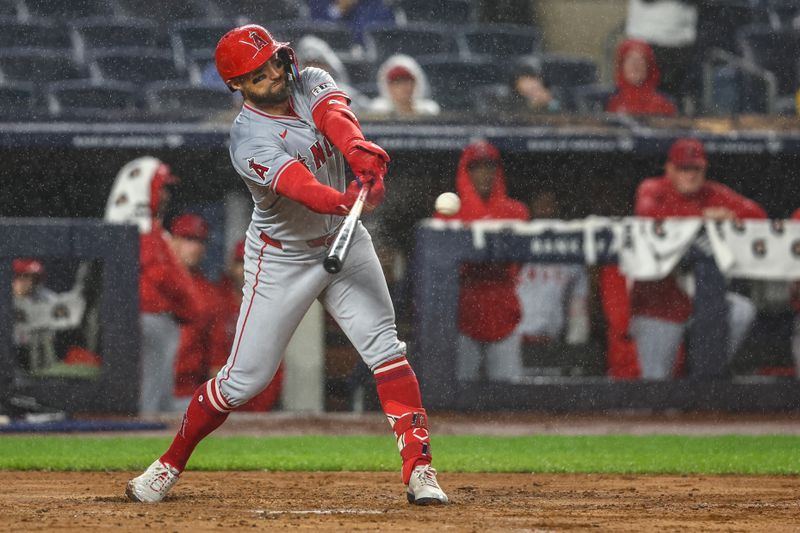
[273,160,346,215]
[312,97,364,153]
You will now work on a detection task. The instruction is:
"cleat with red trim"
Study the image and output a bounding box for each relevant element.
[126,459,180,503]
[406,464,449,505]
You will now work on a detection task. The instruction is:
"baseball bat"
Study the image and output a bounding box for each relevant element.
[323,182,370,274]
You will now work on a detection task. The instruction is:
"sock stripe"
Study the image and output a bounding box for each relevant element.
[373,358,409,375]
[211,378,232,409]
[374,367,415,385]
[205,380,231,413]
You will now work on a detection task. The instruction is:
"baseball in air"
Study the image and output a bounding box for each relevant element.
[435,192,461,216]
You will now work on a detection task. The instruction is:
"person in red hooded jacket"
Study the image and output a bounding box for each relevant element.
[630,138,766,380]
[435,140,529,382]
[208,240,283,411]
[105,157,204,414]
[606,39,677,117]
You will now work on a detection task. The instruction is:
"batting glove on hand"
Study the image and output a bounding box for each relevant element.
[344,139,390,181]
[337,177,385,215]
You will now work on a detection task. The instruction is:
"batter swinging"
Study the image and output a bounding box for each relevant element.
[126,24,448,505]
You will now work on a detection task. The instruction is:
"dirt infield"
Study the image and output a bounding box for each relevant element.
[1,471,799,532]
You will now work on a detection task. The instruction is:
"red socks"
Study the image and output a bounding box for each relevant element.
[160,379,232,472]
[373,357,432,484]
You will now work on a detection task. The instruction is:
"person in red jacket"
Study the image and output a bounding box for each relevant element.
[105,157,204,413]
[436,140,530,382]
[170,213,220,408]
[208,240,283,410]
[630,138,766,379]
[606,39,678,117]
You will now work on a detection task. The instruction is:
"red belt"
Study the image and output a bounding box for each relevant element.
[260,231,337,250]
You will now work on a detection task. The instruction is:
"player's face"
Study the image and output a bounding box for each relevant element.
[233,55,290,108]
[173,237,207,270]
[666,162,707,195]
[622,49,648,87]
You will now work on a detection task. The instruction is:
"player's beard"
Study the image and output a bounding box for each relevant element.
[246,78,291,108]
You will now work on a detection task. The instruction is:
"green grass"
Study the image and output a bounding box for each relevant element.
[0,435,798,474]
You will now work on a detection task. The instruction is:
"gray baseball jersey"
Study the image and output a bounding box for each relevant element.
[216,67,405,408]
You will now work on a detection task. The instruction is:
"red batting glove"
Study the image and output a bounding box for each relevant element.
[363,176,385,213]
[344,139,390,181]
[336,180,362,215]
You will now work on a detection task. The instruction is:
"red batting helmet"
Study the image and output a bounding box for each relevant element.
[214,24,299,86]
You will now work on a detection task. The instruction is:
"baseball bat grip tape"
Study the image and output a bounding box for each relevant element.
[323,182,371,274]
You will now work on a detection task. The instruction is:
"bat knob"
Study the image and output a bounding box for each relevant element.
[323,256,342,274]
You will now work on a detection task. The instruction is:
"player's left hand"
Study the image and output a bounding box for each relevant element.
[363,176,385,213]
[344,139,390,181]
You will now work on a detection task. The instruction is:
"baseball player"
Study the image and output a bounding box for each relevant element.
[126,24,448,505]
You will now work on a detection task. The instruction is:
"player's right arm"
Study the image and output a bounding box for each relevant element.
[232,142,361,215]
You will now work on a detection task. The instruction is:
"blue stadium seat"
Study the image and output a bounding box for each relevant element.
[737,24,800,95]
[395,0,474,25]
[145,81,238,120]
[340,56,376,86]
[365,24,460,62]
[417,57,507,111]
[0,82,37,119]
[540,55,597,90]
[0,49,87,83]
[171,19,237,67]
[24,0,118,20]
[570,84,615,114]
[45,80,141,120]
[461,24,540,59]
[207,0,305,21]
[116,0,212,22]
[70,18,162,63]
[283,21,354,56]
[0,19,73,53]
[90,48,186,84]
[0,0,20,19]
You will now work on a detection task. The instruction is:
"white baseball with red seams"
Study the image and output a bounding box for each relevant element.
[434,192,460,216]
[216,67,406,408]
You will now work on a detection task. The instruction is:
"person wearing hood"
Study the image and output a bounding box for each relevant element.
[295,34,369,111]
[503,58,562,115]
[105,157,203,414]
[435,141,529,382]
[606,39,677,116]
[368,54,440,118]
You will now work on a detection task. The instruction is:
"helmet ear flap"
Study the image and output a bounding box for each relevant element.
[278,48,301,82]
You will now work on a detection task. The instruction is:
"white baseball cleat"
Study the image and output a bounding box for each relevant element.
[125,459,180,503]
[406,464,449,505]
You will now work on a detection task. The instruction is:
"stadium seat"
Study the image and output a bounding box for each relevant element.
[283,21,354,57]
[171,19,237,67]
[70,18,162,63]
[116,0,212,22]
[571,84,615,114]
[24,0,118,20]
[461,24,540,59]
[737,24,800,95]
[90,49,186,84]
[340,56,376,86]
[0,49,86,83]
[540,55,597,90]
[0,82,37,120]
[0,0,20,19]
[395,0,474,25]
[45,80,141,120]
[471,83,510,115]
[145,81,238,121]
[417,57,507,111]
[696,0,762,54]
[206,0,305,21]
[365,25,460,62]
[0,19,73,53]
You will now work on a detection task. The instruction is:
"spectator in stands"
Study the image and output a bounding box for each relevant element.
[368,54,440,118]
[169,213,219,411]
[12,259,58,373]
[630,138,766,380]
[105,157,203,414]
[515,192,590,358]
[606,39,677,117]
[435,140,529,382]
[625,0,699,109]
[307,0,395,46]
[295,34,370,111]
[503,58,562,115]
[209,240,283,411]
